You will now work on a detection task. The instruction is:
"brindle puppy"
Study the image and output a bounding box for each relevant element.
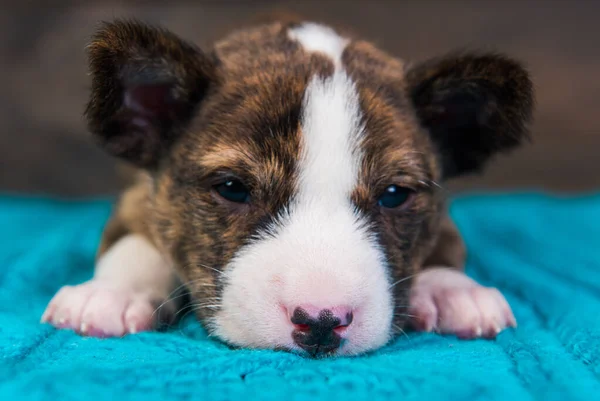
[42,17,532,357]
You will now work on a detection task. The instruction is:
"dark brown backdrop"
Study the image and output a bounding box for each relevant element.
[1,0,599,197]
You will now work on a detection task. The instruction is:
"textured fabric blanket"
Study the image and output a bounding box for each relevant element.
[1,193,599,401]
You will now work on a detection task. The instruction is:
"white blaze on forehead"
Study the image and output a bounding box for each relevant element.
[288,23,349,68]
[289,22,362,202]
[299,72,363,203]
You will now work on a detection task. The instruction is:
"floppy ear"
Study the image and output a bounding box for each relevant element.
[405,52,534,178]
[85,19,218,168]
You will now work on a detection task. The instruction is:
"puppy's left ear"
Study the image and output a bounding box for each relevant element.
[405,52,534,178]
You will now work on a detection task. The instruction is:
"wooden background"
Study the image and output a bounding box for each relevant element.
[1,0,598,197]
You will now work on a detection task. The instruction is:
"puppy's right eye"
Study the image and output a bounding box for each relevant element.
[213,179,250,204]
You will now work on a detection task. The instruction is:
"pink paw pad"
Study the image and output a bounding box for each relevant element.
[409,268,517,339]
[41,281,163,338]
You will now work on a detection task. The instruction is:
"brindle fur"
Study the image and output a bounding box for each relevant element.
[91,18,533,333]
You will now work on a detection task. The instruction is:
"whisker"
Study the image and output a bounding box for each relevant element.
[394,313,416,319]
[151,279,219,320]
[199,263,225,275]
[151,292,188,320]
[190,304,221,309]
[188,298,223,304]
[175,303,221,318]
[160,274,218,301]
[392,324,411,342]
[174,307,199,325]
[388,273,418,290]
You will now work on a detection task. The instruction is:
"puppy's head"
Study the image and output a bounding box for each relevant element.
[86,20,533,356]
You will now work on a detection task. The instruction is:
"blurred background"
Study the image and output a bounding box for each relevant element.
[1,0,599,197]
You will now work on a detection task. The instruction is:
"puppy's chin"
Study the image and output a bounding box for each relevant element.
[207,208,395,357]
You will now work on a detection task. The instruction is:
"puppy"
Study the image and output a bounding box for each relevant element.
[42,17,533,357]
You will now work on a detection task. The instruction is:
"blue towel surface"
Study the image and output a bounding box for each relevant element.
[1,193,599,401]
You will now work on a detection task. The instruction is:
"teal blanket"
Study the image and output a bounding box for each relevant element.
[1,194,599,400]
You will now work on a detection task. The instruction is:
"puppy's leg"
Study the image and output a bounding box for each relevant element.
[41,233,181,337]
[409,215,517,338]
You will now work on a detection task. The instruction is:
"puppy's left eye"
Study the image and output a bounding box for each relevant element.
[377,185,414,209]
[213,179,250,203]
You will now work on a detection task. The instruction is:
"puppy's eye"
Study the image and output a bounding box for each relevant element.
[377,185,413,209]
[213,179,250,203]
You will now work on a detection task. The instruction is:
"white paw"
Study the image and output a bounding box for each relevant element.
[41,281,174,337]
[409,268,516,339]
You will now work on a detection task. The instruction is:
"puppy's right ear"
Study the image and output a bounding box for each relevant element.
[85,20,218,168]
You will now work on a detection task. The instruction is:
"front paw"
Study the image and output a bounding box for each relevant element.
[409,268,516,339]
[41,281,174,337]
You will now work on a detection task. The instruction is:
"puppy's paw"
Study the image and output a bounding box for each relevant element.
[41,281,173,337]
[409,268,516,339]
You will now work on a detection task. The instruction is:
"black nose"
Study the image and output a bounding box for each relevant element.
[290,307,353,357]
